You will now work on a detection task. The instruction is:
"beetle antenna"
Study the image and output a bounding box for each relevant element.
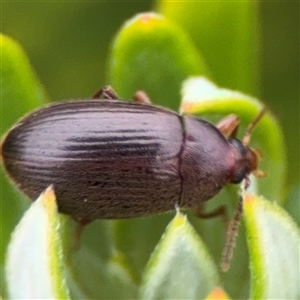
[221,191,244,272]
[243,107,266,146]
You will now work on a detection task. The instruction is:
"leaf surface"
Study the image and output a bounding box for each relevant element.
[5,186,70,299]
[107,12,209,110]
[140,212,220,299]
[244,193,300,299]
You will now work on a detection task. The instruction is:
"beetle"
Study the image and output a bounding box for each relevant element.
[1,87,264,223]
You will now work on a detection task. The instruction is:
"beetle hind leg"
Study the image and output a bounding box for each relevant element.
[93,86,153,104]
[69,217,93,251]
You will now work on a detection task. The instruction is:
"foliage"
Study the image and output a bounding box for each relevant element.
[1,2,299,299]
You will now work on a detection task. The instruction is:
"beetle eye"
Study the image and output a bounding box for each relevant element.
[233,167,248,183]
[230,138,246,155]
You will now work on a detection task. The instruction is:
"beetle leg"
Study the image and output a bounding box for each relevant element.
[253,169,267,178]
[216,115,239,138]
[93,86,119,100]
[71,217,92,251]
[222,194,243,271]
[194,204,229,228]
[133,90,152,104]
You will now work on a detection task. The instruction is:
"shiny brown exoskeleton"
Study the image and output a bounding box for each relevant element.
[1,87,264,223]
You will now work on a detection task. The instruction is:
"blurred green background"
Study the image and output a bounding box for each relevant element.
[1,1,298,189]
[1,2,299,298]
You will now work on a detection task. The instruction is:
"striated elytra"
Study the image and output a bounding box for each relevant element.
[1,87,262,222]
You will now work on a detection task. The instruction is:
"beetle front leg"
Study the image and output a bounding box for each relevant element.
[93,86,119,100]
[216,115,239,138]
[133,90,152,104]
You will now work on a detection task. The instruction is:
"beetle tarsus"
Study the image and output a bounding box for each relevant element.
[93,86,119,100]
[133,90,152,104]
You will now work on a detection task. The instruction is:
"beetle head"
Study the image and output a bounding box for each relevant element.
[229,139,260,184]
[229,108,266,185]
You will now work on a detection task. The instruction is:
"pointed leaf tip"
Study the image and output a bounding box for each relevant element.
[42,185,56,208]
[140,212,219,299]
[1,34,49,270]
[5,186,70,299]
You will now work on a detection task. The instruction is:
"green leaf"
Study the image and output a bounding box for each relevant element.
[59,217,138,299]
[1,34,48,134]
[111,214,173,276]
[157,1,260,95]
[107,12,209,110]
[0,34,49,277]
[5,186,70,299]
[139,211,220,299]
[243,193,300,299]
[180,77,286,203]
[284,185,300,227]
[64,246,138,299]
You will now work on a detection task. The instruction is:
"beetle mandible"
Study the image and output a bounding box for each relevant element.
[1,87,265,223]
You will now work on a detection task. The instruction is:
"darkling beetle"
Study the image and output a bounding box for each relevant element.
[1,86,265,270]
